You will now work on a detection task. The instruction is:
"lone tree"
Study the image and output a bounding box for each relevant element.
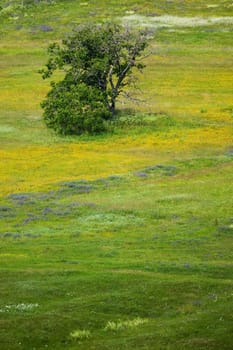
[40,23,149,135]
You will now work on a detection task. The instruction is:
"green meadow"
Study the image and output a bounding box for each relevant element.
[0,1,233,349]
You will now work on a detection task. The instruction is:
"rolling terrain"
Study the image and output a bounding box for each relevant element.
[0,1,233,349]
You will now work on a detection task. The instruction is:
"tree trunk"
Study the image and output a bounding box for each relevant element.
[110,99,116,115]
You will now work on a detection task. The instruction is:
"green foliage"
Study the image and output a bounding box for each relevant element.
[41,81,111,135]
[40,23,148,135]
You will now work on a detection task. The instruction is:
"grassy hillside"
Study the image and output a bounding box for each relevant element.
[0,1,233,349]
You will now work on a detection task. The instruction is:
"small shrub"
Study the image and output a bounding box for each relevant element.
[41,82,110,135]
[70,329,91,340]
[104,317,148,332]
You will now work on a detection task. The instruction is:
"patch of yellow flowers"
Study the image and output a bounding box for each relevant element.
[0,125,232,197]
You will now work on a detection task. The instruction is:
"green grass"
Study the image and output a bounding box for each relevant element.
[0,1,233,349]
[0,157,233,349]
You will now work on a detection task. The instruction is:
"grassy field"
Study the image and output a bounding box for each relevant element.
[0,1,233,349]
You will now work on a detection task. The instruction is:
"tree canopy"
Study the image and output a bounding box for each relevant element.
[40,23,149,135]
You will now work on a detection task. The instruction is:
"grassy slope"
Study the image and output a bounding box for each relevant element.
[0,1,233,349]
